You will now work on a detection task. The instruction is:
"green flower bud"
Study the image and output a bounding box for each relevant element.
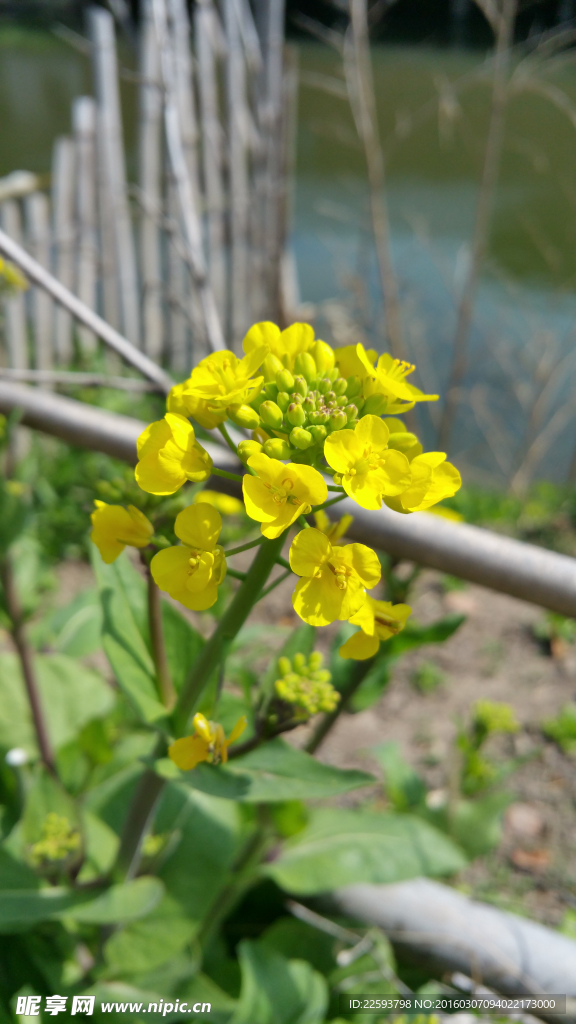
[327,366,339,383]
[318,377,331,395]
[264,381,279,401]
[309,410,329,425]
[363,393,388,416]
[355,395,365,413]
[238,439,263,462]
[227,403,260,430]
[308,425,327,444]
[287,403,306,427]
[336,395,348,408]
[308,651,323,671]
[260,400,284,430]
[276,391,290,412]
[329,410,348,431]
[290,426,313,450]
[346,375,363,398]
[303,395,316,413]
[290,391,304,405]
[250,389,267,410]
[292,374,308,398]
[293,652,306,672]
[294,352,317,383]
[333,377,348,397]
[263,437,293,460]
[276,368,295,392]
[311,339,335,374]
[278,656,292,676]
[324,390,336,405]
[345,403,358,422]
[263,353,284,382]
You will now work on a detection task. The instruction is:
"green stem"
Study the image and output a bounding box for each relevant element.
[227,567,247,581]
[297,515,310,529]
[327,485,345,492]
[259,568,291,600]
[114,737,168,880]
[305,656,377,754]
[196,826,270,949]
[212,467,243,483]
[172,534,285,735]
[217,422,239,456]
[313,494,347,513]
[223,537,265,557]
[143,556,176,710]
[276,555,290,570]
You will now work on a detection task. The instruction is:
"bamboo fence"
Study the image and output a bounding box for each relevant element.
[0,0,294,380]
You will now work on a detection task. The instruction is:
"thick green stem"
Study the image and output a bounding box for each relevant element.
[146,566,177,710]
[212,467,243,483]
[115,737,168,880]
[172,534,285,736]
[305,656,376,754]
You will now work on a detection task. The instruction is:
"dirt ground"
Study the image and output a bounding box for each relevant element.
[26,552,576,930]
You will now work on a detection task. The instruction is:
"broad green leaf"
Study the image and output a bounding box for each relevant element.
[66,877,164,924]
[78,811,120,881]
[103,895,196,974]
[0,848,39,890]
[156,739,375,803]
[86,977,234,1022]
[84,764,145,836]
[0,653,115,756]
[266,808,468,894]
[161,601,204,693]
[231,940,327,1024]
[0,888,92,932]
[30,588,102,657]
[423,791,513,859]
[19,766,79,847]
[93,549,167,725]
[261,918,336,976]
[371,741,426,811]
[155,784,243,922]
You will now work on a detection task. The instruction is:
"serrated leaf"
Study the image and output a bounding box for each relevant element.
[266,808,468,894]
[0,652,115,755]
[231,940,327,1024]
[156,739,375,803]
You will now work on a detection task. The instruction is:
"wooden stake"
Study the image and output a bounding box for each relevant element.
[138,0,164,361]
[0,201,28,370]
[51,136,76,364]
[24,192,53,372]
[73,96,99,353]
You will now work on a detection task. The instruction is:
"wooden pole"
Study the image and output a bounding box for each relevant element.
[51,137,76,364]
[225,0,250,348]
[0,201,28,370]
[89,5,141,348]
[73,96,99,353]
[195,0,226,319]
[138,0,164,361]
[24,192,53,372]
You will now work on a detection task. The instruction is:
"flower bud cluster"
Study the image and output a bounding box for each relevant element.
[29,812,81,869]
[274,651,340,717]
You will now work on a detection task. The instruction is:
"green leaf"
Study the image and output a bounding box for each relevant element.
[155,784,243,922]
[66,877,164,924]
[0,888,90,932]
[156,739,375,803]
[231,940,328,1024]
[78,811,120,881]
[93,549,167,725]
[423,791,514,858]
[19,766,79,848]
[161,602,204,694]
[0,653,115,756]
[103,895,196,975]
[266,808,468,895]
[0,848,39,890]
[371,741,426,811]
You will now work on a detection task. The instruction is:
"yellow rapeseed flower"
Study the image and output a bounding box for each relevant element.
[166,381,225,430]
[177,348,266,423]
[324,415,411,511]
[289,528,381,626]
[386,452,462,513]
[243,453,327,539]
[339,596,411,660]
[356,345,438,408]
[243,321,314,370]
[334,343,377,380]
[135,413,212,495]
[150,503,226,610]
[169,712,247,770]
[90,501,153,564]
[194,489,245,516]
[313,508,354,543]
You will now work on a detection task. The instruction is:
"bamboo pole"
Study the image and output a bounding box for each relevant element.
[152,0,225,352]
[24,192,53,372]
[168,0,201,200]
[138,0,164,361]
[73,96,99,353]
[0,226,172,393]
[51,137,76,364]
[166,177,189,370]
[0,201,28,370]
[195,0,226,319]
[89,5,141,348]
[225,0,250,348]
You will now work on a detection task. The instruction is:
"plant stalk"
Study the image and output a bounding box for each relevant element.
[305,655,377,754]
[114,738,168,880]
[196,825,270,949]
[147,570,177,710]
[0,556,56,776]
[172,534,285,735]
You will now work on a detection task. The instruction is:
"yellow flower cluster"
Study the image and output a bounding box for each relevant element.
[91,320,461,660]
[275,652,339,717]
[169,712,247,770]
[29,813,81,868]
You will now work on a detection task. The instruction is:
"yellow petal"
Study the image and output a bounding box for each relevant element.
[175,502,222,550]
[372,600,412,640]
[193,713,214,742]
[90,531,124,564]
[243,321,281,355]
[343,474,384,511]
[260,503,302,539]
[292,573,344,626]
[355,414,390,451]
[136,418,172,459]
[289,528,332,577]
[135,451,187,495]
[227,715,248,745]
[242,475,279,524]
[165,412,195,452]
[150,545,192,595]
[279,322,314,359]
[339,630,380,660]
[168,735,210,770]
[285,463,328,506]
[334,344,376,379]
[335,542,381,589]
[324,429,360,474]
